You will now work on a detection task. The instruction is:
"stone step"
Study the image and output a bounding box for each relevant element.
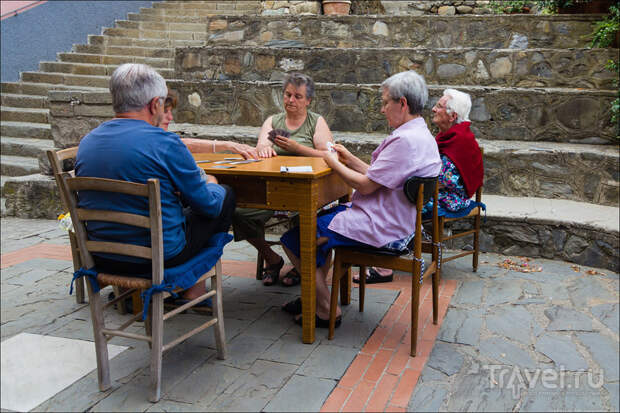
[1,93,48,109]
[114,20,207,32]
[1,81,106,96]
[205,14,599,49]
[0,106,49,123]
[152,1,261,11]
[141,6,260,17]
[38,62,174,79]
[167,80,617,143]
[179,46,618,89]
[73,43,175,59]
[2,171,616,271]
[21,72,110,89]
[0,137,54,157]
[57,52,171,68]
[101,26,208,42]
[86,34,205,49]
[170,123,619,206]
[1,121,51,139]
[0,155,40,176]
[382,0,492,16]
[127,12,207,23]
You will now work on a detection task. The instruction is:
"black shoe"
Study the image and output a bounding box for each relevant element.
[294,314,341,329]
[282,297,302,315]
[353,267,394,284]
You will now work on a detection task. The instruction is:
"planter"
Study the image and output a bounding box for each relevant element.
[322,0,351,15]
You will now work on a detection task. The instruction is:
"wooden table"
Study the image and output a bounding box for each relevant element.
[193,153,351,344]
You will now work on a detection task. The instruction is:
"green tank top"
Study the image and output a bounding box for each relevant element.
[271,110,320,155]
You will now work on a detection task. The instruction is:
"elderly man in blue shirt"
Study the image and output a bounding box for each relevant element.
[76,63,248,303]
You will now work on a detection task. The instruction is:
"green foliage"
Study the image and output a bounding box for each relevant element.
[591,6,619,132]
[489,0,531,13]
[536,0,581,13]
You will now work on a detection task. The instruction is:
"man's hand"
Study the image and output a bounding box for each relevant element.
[273,136,300,153]
[206,174,218,184]
[227,142,259,159]
[256,142,277,158]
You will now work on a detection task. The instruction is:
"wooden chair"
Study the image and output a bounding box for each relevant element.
[329,176,440,357]
[430,148,484,272]
[59,173,227,402]
[47,148,136,313]
[255,214,294,280]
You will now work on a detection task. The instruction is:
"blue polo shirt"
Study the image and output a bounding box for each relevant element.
[75,119,226,261]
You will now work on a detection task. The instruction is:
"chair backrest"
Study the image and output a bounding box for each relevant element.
[47,147,78,210]
[59,172,165,284]
[403,176,438,206]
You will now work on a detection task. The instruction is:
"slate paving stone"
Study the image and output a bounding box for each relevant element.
[538,281,570,302]
[260,333,320,365]
[446,371,518,412]
[576,332,619,381]
[590,303,619,335]
[534,333,588,371]
[297,344,358,379]
[452,279,484,306]
[207,360,297,412]
[427,341,464,376]
[90,374,155,412]
[485,280,523,306]
[603,382,619,412]
[568,277,616,307]
[486,305,536,344]
[263,374,337,412]
[545,306,595,332]
[407,382,448,412]
[145,399,203,412]
[244,307,296,339]
[165,362,244,405]
[437,307,483,346]
[33,369,115,412]
[418,365,448,383]
[479,337,537,368]
[521,373,604,412]
[215,333,275,370]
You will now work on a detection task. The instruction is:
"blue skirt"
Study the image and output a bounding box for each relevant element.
[280,205,371,268]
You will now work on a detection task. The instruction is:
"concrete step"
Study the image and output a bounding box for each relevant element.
[2,171,616,271]
[1,121,51,139]
[168,79,617,143]
[38,62,174,79]
[1,81,106,96]
[1,137,54,157]
[57,52,171,68]
[170,123,619,207]
[1,93,48,109]
[73,43,175,59]
[205,14,599,49]
[114,20,207,32]
[0,106,49,123]
[127,13,207,23]
[180,46,618,89]
[152,1,261,11]
[0,155,40,176]
[101,27,208,42]
[86,35,205,49]
[21,72,110,89]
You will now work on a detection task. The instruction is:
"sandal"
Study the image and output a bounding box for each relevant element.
[281,267,301,287]
[294,314,341,329]
[262,257,284,286]
[282,297,302,315]
[353,267,393,284]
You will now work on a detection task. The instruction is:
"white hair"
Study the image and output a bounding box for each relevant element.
[109,63,168,113]
[443,89,471,123]
[381,70,428,115]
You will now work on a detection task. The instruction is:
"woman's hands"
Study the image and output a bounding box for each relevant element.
[257,142,277,158]
[273,135,300,153]
[332,144,355,166]
[226,142,259,159]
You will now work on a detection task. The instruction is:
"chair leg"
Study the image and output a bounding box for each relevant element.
[359,265,366,313]
[339,265,351,306]
[328,256,341,341]
[411,268,421,357]
[86,282,111,391]
[149,290,164,402]
[473,214,481,272]
[256,252,264,280]
[113,286,127,315]
[69,233,86,304]
[213,260,227,360]
[432,266,439,325]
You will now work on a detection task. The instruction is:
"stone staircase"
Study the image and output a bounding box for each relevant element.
[1,1,618,271]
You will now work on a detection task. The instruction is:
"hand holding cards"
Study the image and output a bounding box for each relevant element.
[268,128,290,143]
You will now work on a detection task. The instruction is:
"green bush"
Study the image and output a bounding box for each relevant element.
[591,5,619,129]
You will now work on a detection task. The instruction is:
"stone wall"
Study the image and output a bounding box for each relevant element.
[205,15,598,49]
[177,46,617,89]
[164,80,616,143]
[261,1,321,15]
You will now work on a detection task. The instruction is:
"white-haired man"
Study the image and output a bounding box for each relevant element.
[75,63,242,304]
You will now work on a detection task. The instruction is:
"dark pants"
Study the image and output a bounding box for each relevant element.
[94,185,236,277]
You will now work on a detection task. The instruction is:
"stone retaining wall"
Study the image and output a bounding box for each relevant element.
[177,46,618,89]
[162,80,617,143]
[205,15,598,49]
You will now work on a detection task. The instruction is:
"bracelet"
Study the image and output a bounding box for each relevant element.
[212,140,216,153]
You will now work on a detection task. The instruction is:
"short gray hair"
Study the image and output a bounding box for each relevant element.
[109,63,168,113]
[443,89,471,123]
[283,72,315,100]
[381,70,428,115]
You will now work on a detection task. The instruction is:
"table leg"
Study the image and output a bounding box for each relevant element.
[299,206,317,344]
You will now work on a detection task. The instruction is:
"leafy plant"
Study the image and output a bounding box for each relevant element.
[489,0,532,13]
[591,5,619,130]
[536,0,582,13]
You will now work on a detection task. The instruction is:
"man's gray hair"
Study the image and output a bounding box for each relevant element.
[283,72,315,100]
[381,70,428,115]
[443,89,471,123]
[109,63,168,113]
